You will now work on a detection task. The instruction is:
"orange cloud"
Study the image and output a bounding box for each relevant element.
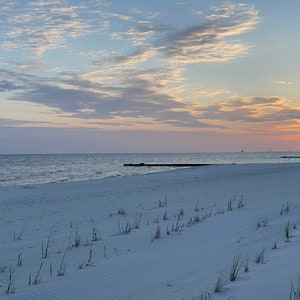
[195,96,300,133]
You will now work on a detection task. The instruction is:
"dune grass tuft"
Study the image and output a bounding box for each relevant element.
[214,272,226,293]
[229,251,243,281]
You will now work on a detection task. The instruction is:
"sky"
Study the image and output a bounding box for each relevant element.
[0,0,300,154]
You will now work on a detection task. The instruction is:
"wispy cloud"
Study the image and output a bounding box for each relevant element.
[0,117,62,128]
[94,2,260,68]
[191,10,203,16]
[0,1,107,56]
[157,3,259,64]
[94,49,156,69]
[274,81,293,85]
[194,89,232,97]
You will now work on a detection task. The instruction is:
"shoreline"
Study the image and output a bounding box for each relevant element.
[1,161,300,189]
[1,152,300,187]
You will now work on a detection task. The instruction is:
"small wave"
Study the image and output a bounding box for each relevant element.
[22,186,37,189]
[105,174,121,179]
[58,178,71,183]
[48,176,74,184]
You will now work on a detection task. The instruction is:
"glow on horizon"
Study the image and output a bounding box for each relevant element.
[0,0,300,153]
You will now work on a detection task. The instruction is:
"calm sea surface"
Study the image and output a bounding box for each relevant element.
[1,152,300,187]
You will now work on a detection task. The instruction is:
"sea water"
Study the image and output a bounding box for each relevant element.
[0,152,300,187]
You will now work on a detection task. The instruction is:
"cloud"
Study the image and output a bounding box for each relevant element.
[1,1,259,60]
[104,3,259,65]
[93,2,259,69]
[0,68,47,89]
[89,2,260,109]
[94,49,156,68]
[0,1,108,56]
[6,62,300,134]
[102,12,134,22]
[6,68,209,129]
[0,117,60,128]
[195,89,231,97]
[0,80,23,92]
[156,3,259,64]
[16,61,48,71]
[111,22,169,46]
[0,2,270,134]
[274,81,293,85]
[0,118,27,126]
[197,96,300,132]
[191,10,203,16]
[2,64,300,134]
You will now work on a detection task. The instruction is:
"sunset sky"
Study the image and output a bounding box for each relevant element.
[1,0,299,153]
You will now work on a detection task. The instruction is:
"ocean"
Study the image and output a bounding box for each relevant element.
[1,152,300,187]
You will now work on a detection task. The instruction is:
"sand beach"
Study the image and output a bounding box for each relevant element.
[1,163,300,299]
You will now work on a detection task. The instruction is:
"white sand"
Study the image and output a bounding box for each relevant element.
[1,163,300,299]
